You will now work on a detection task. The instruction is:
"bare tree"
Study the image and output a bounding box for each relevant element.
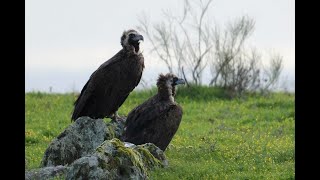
[137,0,214,85]
[260,53,284,93]
[209,16,256,86]
[208,15,283,96]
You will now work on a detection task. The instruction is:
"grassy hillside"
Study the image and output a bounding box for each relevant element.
[25,86,295,179]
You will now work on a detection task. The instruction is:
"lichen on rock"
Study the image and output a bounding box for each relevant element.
[134,143,168,168]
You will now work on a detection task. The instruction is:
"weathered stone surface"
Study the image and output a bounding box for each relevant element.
[26,116,168,180]
[41,117,107,167]
[25,165,67,180]
[66,138,167,180]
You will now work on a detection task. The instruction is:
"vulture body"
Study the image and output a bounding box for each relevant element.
[122,73,185,151]
[71,29,144,121]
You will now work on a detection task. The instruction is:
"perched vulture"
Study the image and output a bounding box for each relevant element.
[122,73,185,151]
[71,29,144,121]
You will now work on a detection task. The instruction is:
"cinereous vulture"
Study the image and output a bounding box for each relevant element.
[71,29,144,121]
[121,73,185,151]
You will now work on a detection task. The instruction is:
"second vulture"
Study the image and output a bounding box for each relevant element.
[122,73,185,151]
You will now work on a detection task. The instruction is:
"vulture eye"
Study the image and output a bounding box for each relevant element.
[173,77,178,82]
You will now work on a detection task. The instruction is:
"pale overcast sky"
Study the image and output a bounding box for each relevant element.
[25,0,295,92]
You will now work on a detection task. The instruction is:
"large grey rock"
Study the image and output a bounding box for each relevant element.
[26,139,167,180]
[26,117,168,179]
[41,117,108,167]
[66,138,167,180]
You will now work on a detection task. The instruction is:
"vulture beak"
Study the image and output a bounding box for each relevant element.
[174,78,186,85]
[132,34,144,42]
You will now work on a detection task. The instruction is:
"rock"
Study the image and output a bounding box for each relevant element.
[41,117,108,167]
[66,138,167,180]
[27,116,168,179]
[25,165,67,180]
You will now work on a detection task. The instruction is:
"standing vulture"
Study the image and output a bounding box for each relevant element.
[71,29,144,121]
[122,73,185,151]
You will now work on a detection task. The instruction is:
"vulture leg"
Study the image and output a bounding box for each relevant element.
[110,111,120,122]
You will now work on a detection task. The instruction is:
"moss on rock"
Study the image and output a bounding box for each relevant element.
[67,138,166,179]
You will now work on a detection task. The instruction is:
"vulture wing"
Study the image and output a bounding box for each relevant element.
[123,98,183,150]
[71,50,142,121]
[125,101,169,129]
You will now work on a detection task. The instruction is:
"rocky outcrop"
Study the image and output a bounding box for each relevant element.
[26,117,168,180]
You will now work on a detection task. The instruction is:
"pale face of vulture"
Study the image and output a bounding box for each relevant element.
[157,73,185,102]
[121,29,144,55]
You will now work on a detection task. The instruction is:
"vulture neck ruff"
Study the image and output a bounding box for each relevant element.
[123,42,143,55]
[158,85,176,103]
[156,73,179,103]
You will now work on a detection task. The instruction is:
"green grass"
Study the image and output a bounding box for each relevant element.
[25,86,295,179]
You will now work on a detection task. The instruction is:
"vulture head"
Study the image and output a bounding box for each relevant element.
[121,29,144,54]
[157,73,185,101]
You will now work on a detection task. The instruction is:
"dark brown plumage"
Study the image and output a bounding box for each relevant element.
[71,29,144,121]
[122,73,185,151]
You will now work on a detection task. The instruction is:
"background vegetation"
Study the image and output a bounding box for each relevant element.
[25,87,295,179]
[137,0,284,97]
